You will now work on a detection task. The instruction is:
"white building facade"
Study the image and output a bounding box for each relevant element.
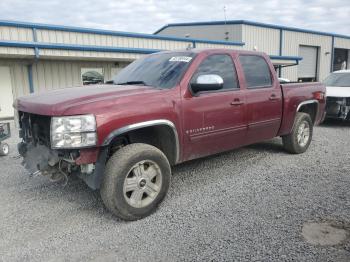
[0,19,336,119]
[155,20,350,83]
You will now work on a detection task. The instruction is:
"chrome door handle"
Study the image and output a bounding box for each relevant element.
[230,99,244,106]
[269,94,278,101]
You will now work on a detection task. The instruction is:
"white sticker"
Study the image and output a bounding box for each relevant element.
[169,56,193,62]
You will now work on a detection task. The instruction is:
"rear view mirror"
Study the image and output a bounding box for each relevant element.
[191,74,224,93]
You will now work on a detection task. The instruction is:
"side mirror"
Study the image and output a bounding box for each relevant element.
[191,74,224,93]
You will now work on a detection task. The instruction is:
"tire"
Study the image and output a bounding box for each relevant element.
[282,112,313,154]
[0,143,9,156]
[100,143,171,221]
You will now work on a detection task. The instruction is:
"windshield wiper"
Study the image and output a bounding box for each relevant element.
[116,81,148,86]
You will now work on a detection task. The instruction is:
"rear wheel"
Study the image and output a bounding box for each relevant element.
[0,143,9,156]
[100,143,171,221]
[282,112,313,154]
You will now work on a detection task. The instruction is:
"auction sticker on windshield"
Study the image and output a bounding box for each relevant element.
[169,56,193,62]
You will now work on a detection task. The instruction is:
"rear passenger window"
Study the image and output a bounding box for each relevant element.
[191,54,239,90]
[239,55,272,88]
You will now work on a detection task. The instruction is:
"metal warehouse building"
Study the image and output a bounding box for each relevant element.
[155,20,350,83]
[0,19,349,120]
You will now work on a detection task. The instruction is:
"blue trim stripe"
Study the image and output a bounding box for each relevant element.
[278,29,283,77]
[0,40,163,54]
[0,20,244,46]
[269,55,302,61]
[154,20,350,40]
[0,39,300,62]
[27,64,34,93]
[32,28,40,59]
[330,36,335,72]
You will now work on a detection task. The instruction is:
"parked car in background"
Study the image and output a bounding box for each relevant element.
[324,70,350,120]
[15,49,326,220]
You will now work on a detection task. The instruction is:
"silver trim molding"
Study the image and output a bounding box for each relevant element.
[102,119,180,164]
[296,99,319,112]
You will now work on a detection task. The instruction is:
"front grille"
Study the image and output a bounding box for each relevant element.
[19,112,51,146]
[326,97,345,104]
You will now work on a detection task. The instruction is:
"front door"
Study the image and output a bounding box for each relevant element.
[238,55,282,144]
[181,53,247,161]
[0,66,14,119]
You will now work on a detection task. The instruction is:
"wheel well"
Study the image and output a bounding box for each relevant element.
[298,103,318,124]
[108,125,178,165]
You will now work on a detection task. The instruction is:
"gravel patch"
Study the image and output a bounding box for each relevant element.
[0,120,349,261]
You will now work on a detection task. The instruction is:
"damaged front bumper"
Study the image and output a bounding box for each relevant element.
[18,142,108,190]
[326,97,350,120]
[17,112,108,190]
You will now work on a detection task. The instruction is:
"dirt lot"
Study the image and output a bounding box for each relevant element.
[0,120,349,261]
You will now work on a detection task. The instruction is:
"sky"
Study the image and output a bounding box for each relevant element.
[0,0,349,35]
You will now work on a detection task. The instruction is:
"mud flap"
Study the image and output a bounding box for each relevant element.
[78,147,108,190]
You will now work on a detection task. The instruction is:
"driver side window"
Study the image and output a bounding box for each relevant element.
[191,54,239,90]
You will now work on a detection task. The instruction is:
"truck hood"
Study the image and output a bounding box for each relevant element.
[15,84,162,115]
[326,86,350,98]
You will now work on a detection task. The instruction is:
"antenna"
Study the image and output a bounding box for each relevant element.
[223,6,227,25]
[223,6,229,40]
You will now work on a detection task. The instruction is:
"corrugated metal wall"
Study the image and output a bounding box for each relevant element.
[0,59,30,98]
[242,25,280,55]
[194,42,242,49]
[36,29,191,52]
[31,60,128,92]
[39,49,143,61]
[0,26,33,41]
[282,31,332,81]
[2,21,350,116]
[334,37,350,50]
[0,59,129,102]
[156,24,243,42]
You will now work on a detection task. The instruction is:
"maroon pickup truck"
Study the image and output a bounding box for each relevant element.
[15,49,326,220]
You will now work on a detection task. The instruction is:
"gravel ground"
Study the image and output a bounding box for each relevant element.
[0,120,349,262]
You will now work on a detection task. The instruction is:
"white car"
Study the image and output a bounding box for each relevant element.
[324,70,350,120]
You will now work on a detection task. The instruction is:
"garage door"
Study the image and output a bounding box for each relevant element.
[298,46,318,79]
[0,66,14,119]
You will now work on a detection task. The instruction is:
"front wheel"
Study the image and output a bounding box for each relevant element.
[100,143,171,221]
[282,112,313,154]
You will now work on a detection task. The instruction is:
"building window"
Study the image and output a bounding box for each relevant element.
[81,68,104,85]
[239,55,272,88]
[333,48,349,72]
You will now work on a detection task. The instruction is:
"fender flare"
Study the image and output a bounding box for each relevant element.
[296,99,319,112]
[102,119,180,164]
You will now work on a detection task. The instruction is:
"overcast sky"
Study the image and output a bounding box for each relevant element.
[0,0,349,35]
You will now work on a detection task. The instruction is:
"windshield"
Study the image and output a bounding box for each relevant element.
[323,73,350,87]
[113,52,196,89]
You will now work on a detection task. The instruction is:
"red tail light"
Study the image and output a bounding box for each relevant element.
[314,91,325,101]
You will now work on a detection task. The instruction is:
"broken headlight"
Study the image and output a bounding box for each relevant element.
[51,115,97,149]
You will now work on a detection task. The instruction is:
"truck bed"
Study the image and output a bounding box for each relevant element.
[278,82,326,136]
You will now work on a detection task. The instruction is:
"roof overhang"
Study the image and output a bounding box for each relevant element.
[269,55,303,66]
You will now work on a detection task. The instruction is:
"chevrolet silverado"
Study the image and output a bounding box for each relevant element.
[15,49,326,220]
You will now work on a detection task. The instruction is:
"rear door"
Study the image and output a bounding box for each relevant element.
[238,55,282,144]
[181,53,247,161]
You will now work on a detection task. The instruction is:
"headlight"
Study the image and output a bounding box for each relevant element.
[51,115,97,149]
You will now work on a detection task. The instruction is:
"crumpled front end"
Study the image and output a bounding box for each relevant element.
[326,97,350,120]
[17,112,105,189]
